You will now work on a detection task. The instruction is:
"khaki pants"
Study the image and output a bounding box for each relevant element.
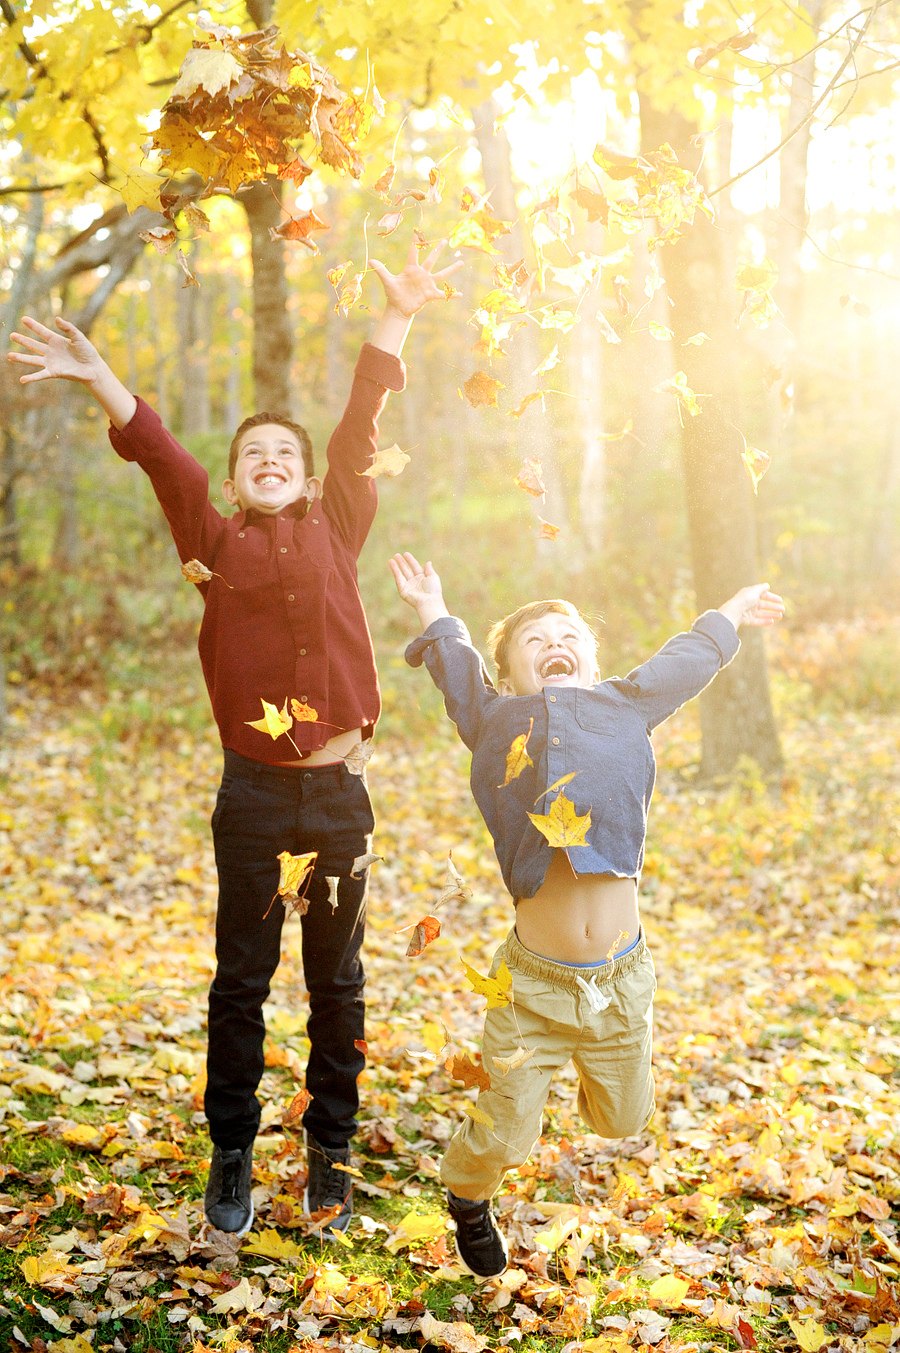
[441,928,656,1201]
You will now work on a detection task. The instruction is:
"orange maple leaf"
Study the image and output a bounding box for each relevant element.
[446,1053,491,1092]
[514,457,546,500]
[461,371,505,409]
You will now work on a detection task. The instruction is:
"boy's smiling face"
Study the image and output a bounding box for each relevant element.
[500,610,600,697]
[222,424,321,515]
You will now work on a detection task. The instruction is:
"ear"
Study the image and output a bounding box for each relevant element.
[222,478,240,507]
[304,475,323,501]
[497,676,516,697]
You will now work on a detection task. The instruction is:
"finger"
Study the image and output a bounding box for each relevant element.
[8,333,47,353]
[7,352,46,366]
[20,316,58,340]
[391,553,416,582]
[405,238,419,269]
[54,316,83,334]
[402,550,425,574]
[419,239,448,272]
[432,259,465,280]
[18,369,53,384]
[369,259,390,282]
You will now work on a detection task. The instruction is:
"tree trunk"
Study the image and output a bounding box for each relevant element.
[472,97,570,540]
[177,242,211,436]
[240,178,294,416]
[1,190,44,567]
[577,285,605,555]
[638,100,783,779]
[776,2,823,334]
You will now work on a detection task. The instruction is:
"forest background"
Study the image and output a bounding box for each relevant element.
[2,1,900,1352]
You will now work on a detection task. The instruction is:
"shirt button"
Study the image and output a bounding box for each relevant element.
[300,695,308,703]
[280,547,288,553]
[238,531,245,538]
[311,518,319,524]
[300,648,307,655]
[288,594,295,602]
[548,694,557,702]
[552,736,560,746]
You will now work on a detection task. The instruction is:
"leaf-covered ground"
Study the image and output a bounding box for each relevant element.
[1,681,899,1353]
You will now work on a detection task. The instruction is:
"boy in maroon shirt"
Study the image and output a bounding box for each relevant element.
[9,243,459,1236]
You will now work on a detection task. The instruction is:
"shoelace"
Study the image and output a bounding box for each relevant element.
[218,1156,244,1201]
[456,1207,494,1244]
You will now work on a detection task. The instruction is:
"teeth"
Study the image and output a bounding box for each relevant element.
[540,656,574,678]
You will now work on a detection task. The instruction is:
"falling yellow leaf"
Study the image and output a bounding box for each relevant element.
[508,391,545,418]
[535,771,580,803]
[648,320,674,341]
[461,370,505,409]
[176,249,200,290]
[276,849,317,899]
[360,444,411,478]
[463,957,513,1009]
[741,445,772,495]
[653,371,703,417]
[514,456,546,499]
[500,718,534,787]
[446,1053,491,1091]
[422,1022,447,1054]
[682,331,710,345]
[539,518,560,540]
[461,1102,495,1129]
[527,791,592,847]
[533,1213,581,1251]
[492,1045,535,1074]
[291,698,319,722]
[246,697,292,740]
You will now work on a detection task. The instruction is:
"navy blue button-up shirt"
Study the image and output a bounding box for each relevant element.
[405,612,740,900]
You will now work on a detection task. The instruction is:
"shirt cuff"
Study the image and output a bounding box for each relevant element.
[355,342,406,393]
[405,615,471,668]
[107,396,162,462]
[692,609,741,665]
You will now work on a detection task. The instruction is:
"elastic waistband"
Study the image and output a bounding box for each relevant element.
[222,747,348,784]
[503,927,648,994]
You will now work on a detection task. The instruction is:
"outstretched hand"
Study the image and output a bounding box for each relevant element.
[370,239,462,319]
[389,552,450,631]
[7,316,105,386]
[719,584,785,630]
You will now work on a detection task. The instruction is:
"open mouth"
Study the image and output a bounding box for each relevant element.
[539,655,575,680]
[255,473,287,487]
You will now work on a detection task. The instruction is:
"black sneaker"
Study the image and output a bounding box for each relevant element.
[304,1132,353,1236]
[447,1190,508,1279]
[204,1143,254,1235]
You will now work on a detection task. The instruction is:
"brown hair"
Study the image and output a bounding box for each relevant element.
[487,599,599,680]
[228,413,314,479]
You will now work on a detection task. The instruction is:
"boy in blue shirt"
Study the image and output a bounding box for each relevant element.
[390,550,783,1278]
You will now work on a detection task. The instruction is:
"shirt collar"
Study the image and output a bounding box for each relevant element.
[237,496,312,526]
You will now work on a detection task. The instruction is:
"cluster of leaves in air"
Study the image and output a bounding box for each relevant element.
[118,19,381,276]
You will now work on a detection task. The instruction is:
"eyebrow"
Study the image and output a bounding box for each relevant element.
[239,440,299,452]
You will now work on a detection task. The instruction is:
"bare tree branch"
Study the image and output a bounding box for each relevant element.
[778,209,900,283]
[0,182,71,196]
[708,3,879,197]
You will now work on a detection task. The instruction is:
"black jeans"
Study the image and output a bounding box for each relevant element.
[205,749,374,1152]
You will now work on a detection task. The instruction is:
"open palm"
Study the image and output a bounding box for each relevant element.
[8,316,104,385]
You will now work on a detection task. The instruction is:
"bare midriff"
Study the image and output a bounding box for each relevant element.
[515,849,640,965]
[277,726,364,767]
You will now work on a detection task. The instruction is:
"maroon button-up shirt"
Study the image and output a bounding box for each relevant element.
[109,342,405,762]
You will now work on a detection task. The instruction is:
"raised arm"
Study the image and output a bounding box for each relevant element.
[622,584,785,730]
[391,551,497,749]
[7,317,137,430]
[368,239,462,356]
